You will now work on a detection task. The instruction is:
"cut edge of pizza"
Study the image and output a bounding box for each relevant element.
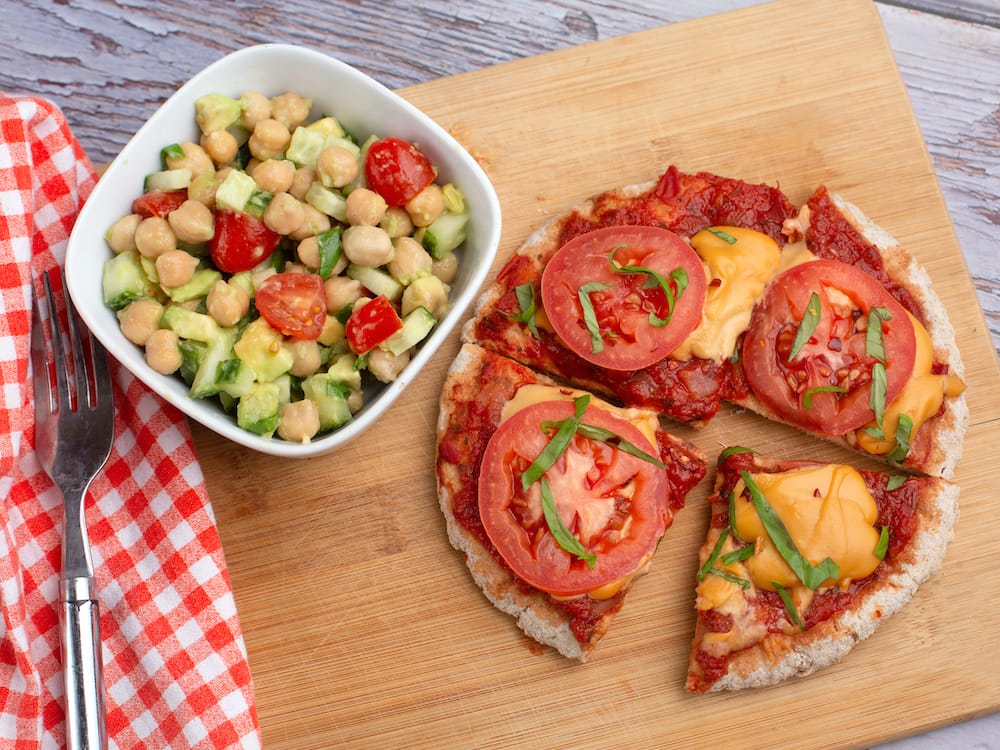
[435,342,707,660]
[685,448,959,693]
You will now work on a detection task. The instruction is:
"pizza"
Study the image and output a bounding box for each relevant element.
[435,164,967,676]
[685,448,958,693]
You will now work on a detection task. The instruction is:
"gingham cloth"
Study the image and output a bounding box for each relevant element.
[0,95,261,748]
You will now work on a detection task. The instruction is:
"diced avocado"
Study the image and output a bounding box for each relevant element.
[237,382,280,435]
[228,270,255,300]
[303,182,347,222]
[301,374,353,430]
[102,250,153,310]
[317,315,346,349]
[421,211,469,259]
[326,354,363,392]
[160,304,223,343]
[215,357,257,399]
[215,169,258,212]
[144,167,192,193]
[285,127,327,167]
[305,116,346,137]
[233,318,294,382]
[347,263,403,302]
[382,306,436,356]
[165,268,222,303]
[195,93,242,134]
[441,183,466,214]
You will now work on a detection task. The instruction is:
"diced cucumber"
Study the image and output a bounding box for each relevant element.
[165,268,222,303]
[102,250,152,310]
[347,264,403,301]
[143,167,192,193]
[382,306,436,356]
[233,318,294,382]
[177,338,206,386]
[215,169,258,212]
[196,93,242,134]
[189,330,237,399]
[301,374,352,430]
[160,304,223,343]
[229,270,255,299]
[421,211,469,259]
[342,134,377,194]
[237,382,280,435]
[215,357,257,399]
[304,182,347,222]
[322,134,360,158]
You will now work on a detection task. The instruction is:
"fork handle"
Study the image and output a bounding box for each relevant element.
[61,577,108,750]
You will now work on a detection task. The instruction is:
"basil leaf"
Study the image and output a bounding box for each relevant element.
[316,226,343,280]
[719,445,755,461]
[697,528,730,581]
[886,474,906,491]
[521,395,589,491]
[721,545,755,565]
[497,283,540,339]
[608,245,688,327]
[728,490,745,542]
[870,362,887,429]
[788,292,821,362]
[708,568,751,589]
[706,227,737,244]
[574,423,665,469]
[773,581,805,630]
[540,477,596,568]
[875,525,890,560]
[866,306,892,362]
[887,413,914,464]
[740,471,840,590]
[160,143,185,166]
[803,385,846,410]
[578,281,609,354]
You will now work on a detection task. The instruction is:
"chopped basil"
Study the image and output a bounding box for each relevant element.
[802,385,846,410]
[497,283,540,338]
[160,142,185,165]
[706,227,738,244]
[578,281,609,353]
[719,445,755,461]
[539,477,596,568]
[721,545,755,565]
[887,413,914,464]
[875,525,890,560]
[608,245,688,327]
[728,490,745,542]
[869,362,888,430]
[886,474,906,491]
[788,292,821,362]
[521,395,589,491]
[316,226,343,280]
[574,423,666,469]
[866,306,892,362]
[709,568,751,589]
[697,528,730,581]
[740,471,840,590]
[773,581,805,630]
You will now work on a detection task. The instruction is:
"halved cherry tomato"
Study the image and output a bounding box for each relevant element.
[540,225,707,371]
[132,189,188,218]
[742,259,917,435]
[209,209,281,273]
[364,137,436,206]
[345,295,403,354]
[478,399,669,597]
[255,272,328,340]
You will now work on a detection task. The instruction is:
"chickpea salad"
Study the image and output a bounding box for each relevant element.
[102,90,469,443]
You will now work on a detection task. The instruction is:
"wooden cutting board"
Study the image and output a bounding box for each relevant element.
[192,0,1000,747]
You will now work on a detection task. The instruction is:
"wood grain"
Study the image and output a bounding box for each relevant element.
[187,2,1000,747]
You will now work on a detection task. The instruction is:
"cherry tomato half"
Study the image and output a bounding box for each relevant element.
[364,137,436,206]
[540,225,708,371]
[742,259,917,435]
[345,295,403,354]
[209,209,282,274]
[478,399,669,597]
[255,272,328,340]
[132,189,188,218]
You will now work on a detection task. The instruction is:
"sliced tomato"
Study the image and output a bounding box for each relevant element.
[478,399,669,597]
[540,225,707,371]
[209,209,281,273]
[345,294,403,354]
[132,189,188,218]
[255,272,328,340]
[742,259,917,435]
[364,137,436,206]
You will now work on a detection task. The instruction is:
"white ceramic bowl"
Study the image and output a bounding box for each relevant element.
[66,43,501,458]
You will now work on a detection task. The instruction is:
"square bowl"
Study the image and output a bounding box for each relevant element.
[66,43,501,458]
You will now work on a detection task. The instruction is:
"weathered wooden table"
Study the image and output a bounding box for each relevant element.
[4,1,998,748]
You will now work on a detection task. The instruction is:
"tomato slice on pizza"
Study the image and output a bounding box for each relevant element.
[742,259,917,436]
[477,396,669,598]
[540,226,707,371]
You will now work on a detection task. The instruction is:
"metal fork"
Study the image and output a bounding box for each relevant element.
[31,268,114,750]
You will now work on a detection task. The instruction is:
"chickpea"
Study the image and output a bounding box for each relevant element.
[106,213,142,254]
[367,348,410,384]
[167,199,214,244]
[346,388,364,413]
[380,206,414,239]
[252,159,295,194]
[288,166,316,201]
[155,249,200,288]
[344,188,387,227]
[288,203,331,242]
[342,225,394,267]
[206,279,250,327]
[402,274,449,318]
[144,328,182,375]
[200,129,239,165]
[276,399,320,443]
[117,299,165,346]
[263,192,305,236]
[270,92,312,131]
[316,146,358,188]
[404,183,445,227]
[288,339,322,378]
[431,251,459,284]
[248,118,291,161]
[388,236,432,285]
[164,141,215,180]
[239,90,272,130]
[134,216,176,258]
[324,276,364,314]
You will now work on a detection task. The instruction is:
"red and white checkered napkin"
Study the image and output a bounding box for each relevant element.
[0,95,261,748]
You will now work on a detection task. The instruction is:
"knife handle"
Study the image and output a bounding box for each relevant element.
[61,577,108,750]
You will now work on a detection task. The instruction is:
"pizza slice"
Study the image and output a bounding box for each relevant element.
[436,342,706,660]
[686,447,958,693]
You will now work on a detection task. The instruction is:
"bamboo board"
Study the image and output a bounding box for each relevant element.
[193,0,1000,746]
